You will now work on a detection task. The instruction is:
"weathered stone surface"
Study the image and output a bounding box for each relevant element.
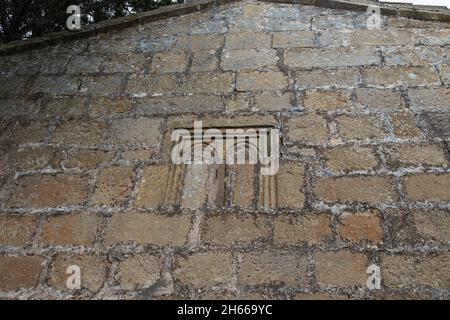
[9,174,89,208]
[420,112,450,138]
[388,17,449,29]
[52,120,107,145]
[391,111,422,138]
[404,174,450,201]
[232,165,255,207]
[127,74,177,96]
[2,0,450,299]
[65,55,105,75]
[313,14,358,30]
[201,163,226,205]
[49,254,109,292]
[272,31,314,48]
[121,149,154,162]
[3,52,67,76]
[263,5,304,19]
[277,163,305,208]
[102,54,149,74]
[316,251,367,287]
[236,70,288,91]
[383,46,444,66]
[356,88,405,110]
[31,76,80,95]
[105,213,191,246]
[362,66,440,87]
[41,97,88,118]
[304,90,350,111]
[139,37,175,53]
[440,64,450,85]
[107,118,162,145]
[239,251,308,286]
[118,254,161,290]
[382,253,450,288]
[338,210,383,244]
[0,214,36,246]
[229,17,263,33]
[348,29,416,46]
[80,75,124,96]
[174,253,233,288]
[265,18,310,32]
[294,292,349,300]
[337,115,387,140]
[191,50,218,72]
[202,214,270,245]
[286,113,328,144]
[315,176,397,204]
[285,47,380,68]
[199,291,271,300]
[325,146,378,172]
[0,120,8,133]
[367,290,433,300]
[243,3,263,17]
[274,214,332,245]
[0,98,40,119]
[135,95,224,115]
[14,146,62,171]
[135,165,170,208]
[295,68,360,89]
[64,150,115,169]
[417,29,450,46]
[226,93,250,112]
[181,72,235,94]
[150,52,189,73]
[181,165,209,210]
[91,166,134,206]
[408,88,450,112]
[90,38,138,53]
[221,49,278,71]
[384,208,420,245]
[141,22,187,39]
[175,34,224,51]
[254,91,292,111]
[2,121,48,144]
[413,209,450,243]
[0,256,44,291]
[40,213,99,246]
[225,32,271,49]
[384,144,448,168]
[316,30,348,47]
[190,19,227,35]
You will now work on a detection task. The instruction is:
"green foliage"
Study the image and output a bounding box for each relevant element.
[0,0,174,42]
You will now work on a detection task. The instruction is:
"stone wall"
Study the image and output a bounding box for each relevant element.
[0,0,449,299]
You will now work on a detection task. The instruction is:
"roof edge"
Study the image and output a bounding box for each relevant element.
[263,0,450,21]
[0,0,238,57]
[1,0,449,56]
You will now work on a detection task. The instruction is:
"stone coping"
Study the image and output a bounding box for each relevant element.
[0,0,449,56]
[263,0,450,21]
[0,0,238,57]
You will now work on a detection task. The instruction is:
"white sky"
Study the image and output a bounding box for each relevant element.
[381,0,450,8]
